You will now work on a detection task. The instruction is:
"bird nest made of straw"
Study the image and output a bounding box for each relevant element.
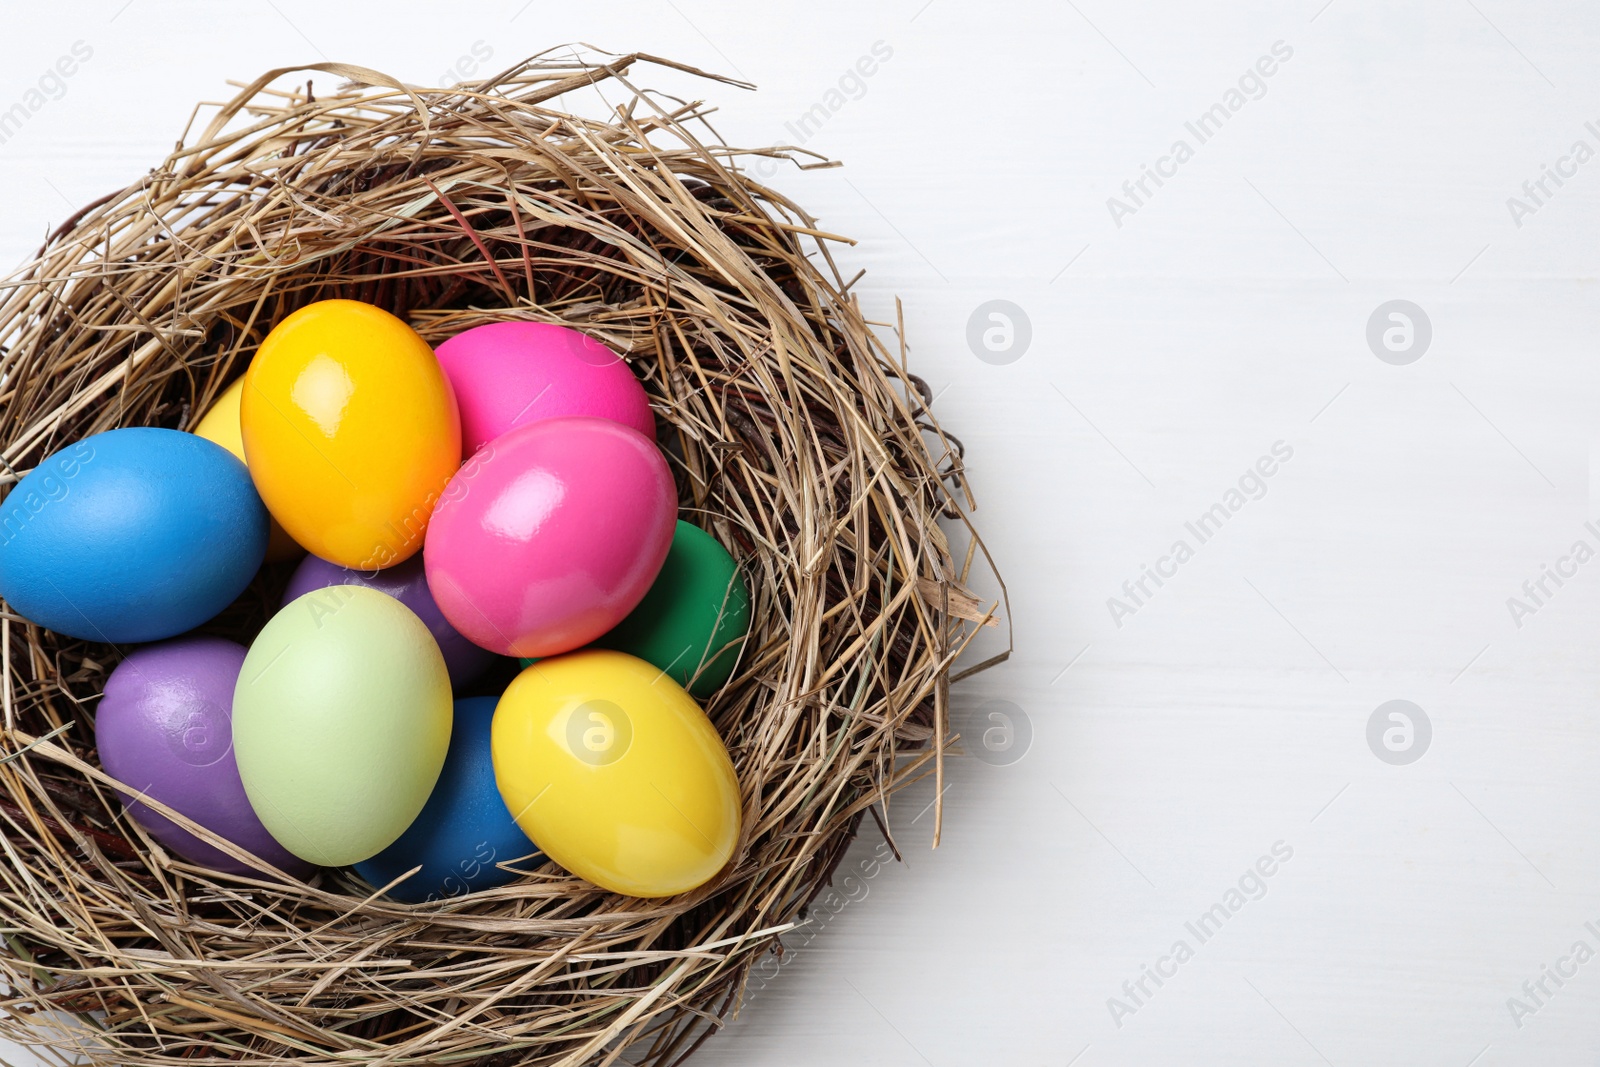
[0,50,1006,1066]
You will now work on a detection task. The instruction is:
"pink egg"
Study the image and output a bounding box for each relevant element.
[424,417,676,658]
[434,321,655,456]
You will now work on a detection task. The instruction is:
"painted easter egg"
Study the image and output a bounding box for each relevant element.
[424,417,675,659]
[435,321,654,456]
[240,299,461,570]
[597,520,750,697]
[95,636,312,878]
[233,586,452,865]
[192,376,303,562]
[355,696,540,903]
[0,428,267,643]
[491,650,741,898]
[283,554,495,686]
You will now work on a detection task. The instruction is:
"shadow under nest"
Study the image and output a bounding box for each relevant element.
[0,50,1004,1066]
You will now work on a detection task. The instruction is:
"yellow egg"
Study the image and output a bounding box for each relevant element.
[193,377,304,563]
[492,650,742,898]
[240,300,460,569]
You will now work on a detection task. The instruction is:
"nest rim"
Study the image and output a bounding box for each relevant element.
[0,48,1005,1067]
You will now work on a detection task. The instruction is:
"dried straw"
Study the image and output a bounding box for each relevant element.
[0,48,1006,1066]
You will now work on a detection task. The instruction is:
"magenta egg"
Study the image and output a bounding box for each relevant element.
[434,321,655,456]
[424,417,676,658]
[94,636,313,878]
[282,554,496,686]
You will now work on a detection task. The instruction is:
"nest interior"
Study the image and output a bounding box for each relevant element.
[0,51,1003,1066]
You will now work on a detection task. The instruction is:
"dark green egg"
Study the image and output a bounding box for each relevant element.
[593,520,750,696]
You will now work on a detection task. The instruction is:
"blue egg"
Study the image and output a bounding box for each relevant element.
[355,697,540,903]
[0,428,268,643]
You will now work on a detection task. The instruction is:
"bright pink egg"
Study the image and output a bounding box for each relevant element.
[424,417,676,658]
[434,321,655,456]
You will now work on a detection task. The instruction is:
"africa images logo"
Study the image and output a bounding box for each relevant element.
[1107,841,1295,1028]
[1106,42,1294,229]
[0,40,92,148]
[566,700,632,766]
[1106,441,1294,628]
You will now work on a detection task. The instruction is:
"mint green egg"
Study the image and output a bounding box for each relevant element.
[233,585,452,866]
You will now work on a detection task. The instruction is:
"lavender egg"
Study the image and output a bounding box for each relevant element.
[95,636,312,878]
[282,554,495,686]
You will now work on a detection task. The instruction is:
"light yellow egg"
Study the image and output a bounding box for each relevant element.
[492,650,741,898]
[193,377,303,562]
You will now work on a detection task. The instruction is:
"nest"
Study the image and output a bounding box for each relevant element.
[0,51,1005,1066]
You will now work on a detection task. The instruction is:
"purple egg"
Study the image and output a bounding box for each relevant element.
[282,554,495,686]
[95,636,312,878]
